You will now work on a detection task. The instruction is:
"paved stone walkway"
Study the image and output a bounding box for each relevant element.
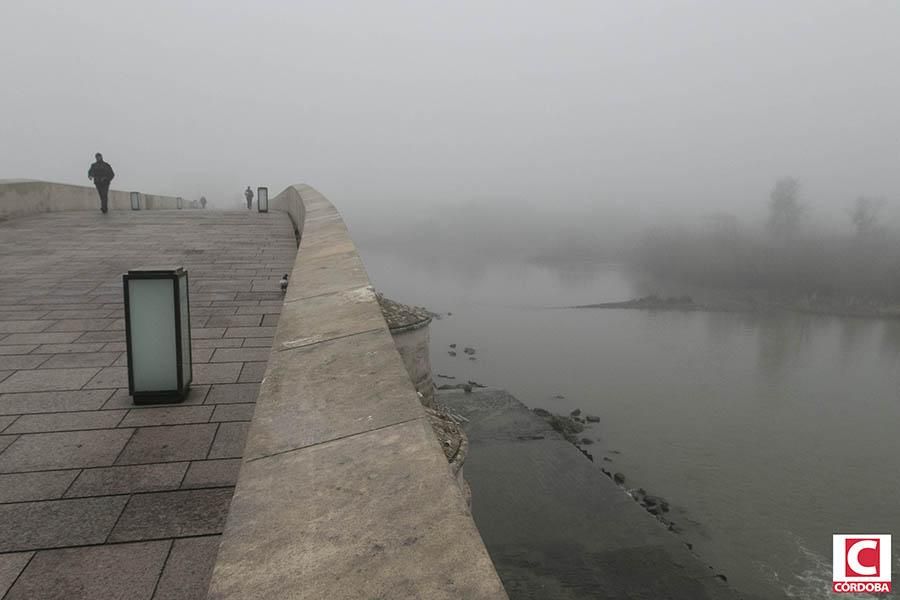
[0,210,296,599]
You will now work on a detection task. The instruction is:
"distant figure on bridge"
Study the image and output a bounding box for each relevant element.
[200,196,207,209]
[88,153,115,214]
[244,186,254,209]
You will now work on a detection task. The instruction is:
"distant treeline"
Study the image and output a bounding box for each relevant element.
[630,178,900,304]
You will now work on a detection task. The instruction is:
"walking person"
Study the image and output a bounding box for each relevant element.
[200,195,207,209]
[244,186,254,210]
[88,153,115,213]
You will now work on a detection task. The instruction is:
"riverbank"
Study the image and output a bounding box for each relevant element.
[571,294,900,320]
[439,387,760,600]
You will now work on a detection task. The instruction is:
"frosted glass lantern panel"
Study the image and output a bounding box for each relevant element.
[178,272,192,386]
[128,278,178,391]
[258,187,268,212]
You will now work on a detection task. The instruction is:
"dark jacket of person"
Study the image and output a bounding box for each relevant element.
[89,160,115,185]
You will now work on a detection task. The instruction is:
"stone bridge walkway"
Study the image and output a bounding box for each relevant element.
[0,210,297,599]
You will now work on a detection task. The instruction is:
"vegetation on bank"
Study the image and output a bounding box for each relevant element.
[630,178,900,310]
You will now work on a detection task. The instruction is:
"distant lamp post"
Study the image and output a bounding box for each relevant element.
[130,191,141,210]
[123,267,192,405]
[177,196,183,209]
[257,187,268,213]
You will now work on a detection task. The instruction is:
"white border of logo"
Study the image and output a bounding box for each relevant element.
[833,534,891,583]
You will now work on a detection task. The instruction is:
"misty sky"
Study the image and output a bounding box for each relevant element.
[3,1,899,230]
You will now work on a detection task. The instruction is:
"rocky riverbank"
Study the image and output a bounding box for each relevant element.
[529,406,689,542]
[439,388,747,599]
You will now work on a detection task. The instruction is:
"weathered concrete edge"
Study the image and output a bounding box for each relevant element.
[0,179,192,221]
[207,185,508,599]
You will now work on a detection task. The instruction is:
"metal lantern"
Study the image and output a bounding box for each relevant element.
[130,191,141,210]
[257,187,268,213]
[177,196,183,209]
[123,267,192,404]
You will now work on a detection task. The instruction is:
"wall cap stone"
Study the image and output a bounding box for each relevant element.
[206,185,508,600]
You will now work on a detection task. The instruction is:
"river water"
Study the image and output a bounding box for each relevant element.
[361,247,900,599]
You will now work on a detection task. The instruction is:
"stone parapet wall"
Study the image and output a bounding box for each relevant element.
[0,179,191,221]
[206,184,507,600]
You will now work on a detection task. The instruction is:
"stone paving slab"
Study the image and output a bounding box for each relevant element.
[182,459,242,488]
[116,424,218,465]
[205,383,259,404]
[0,321,53,333]
[0,551,32,598]
[208,422,249,459]
[33,342,104,354]
[210,403,255,422]
[39,351,121,368]
[83,366,128,388]
[206,315,263,328]
[0,415,15,432]
[237,361,267,382]
[4,540,170,600]
[0,428,134,472]
[0,495,128,552]
[0,355,50,370]
[4,409,126,434]
[0,209,295,597]
[0,332,82,345]
[0,367,99,393]
[101,386,209,410]
[193,363,243,385]
[192,338,244,349]
[66,462,189,497]
[0,436,17,454]
[109,488,233,542]
[210,347,271,363]
[0,470,79,503]
[0,345,39,355]
[44,318,116,332]
[153,536,222,600]
[0,389,115,414]
[119,405,214,427]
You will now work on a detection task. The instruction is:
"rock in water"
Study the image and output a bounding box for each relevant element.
[586,415,600,423]
[613,472,626,485]
[449,343,457,348]
[463,347,475,355]
[448,351,457,356]
[547,415,584,435]
[570,408,582,417]
[532,408,551,417]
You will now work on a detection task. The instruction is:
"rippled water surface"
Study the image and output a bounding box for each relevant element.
[361,248,900,599]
